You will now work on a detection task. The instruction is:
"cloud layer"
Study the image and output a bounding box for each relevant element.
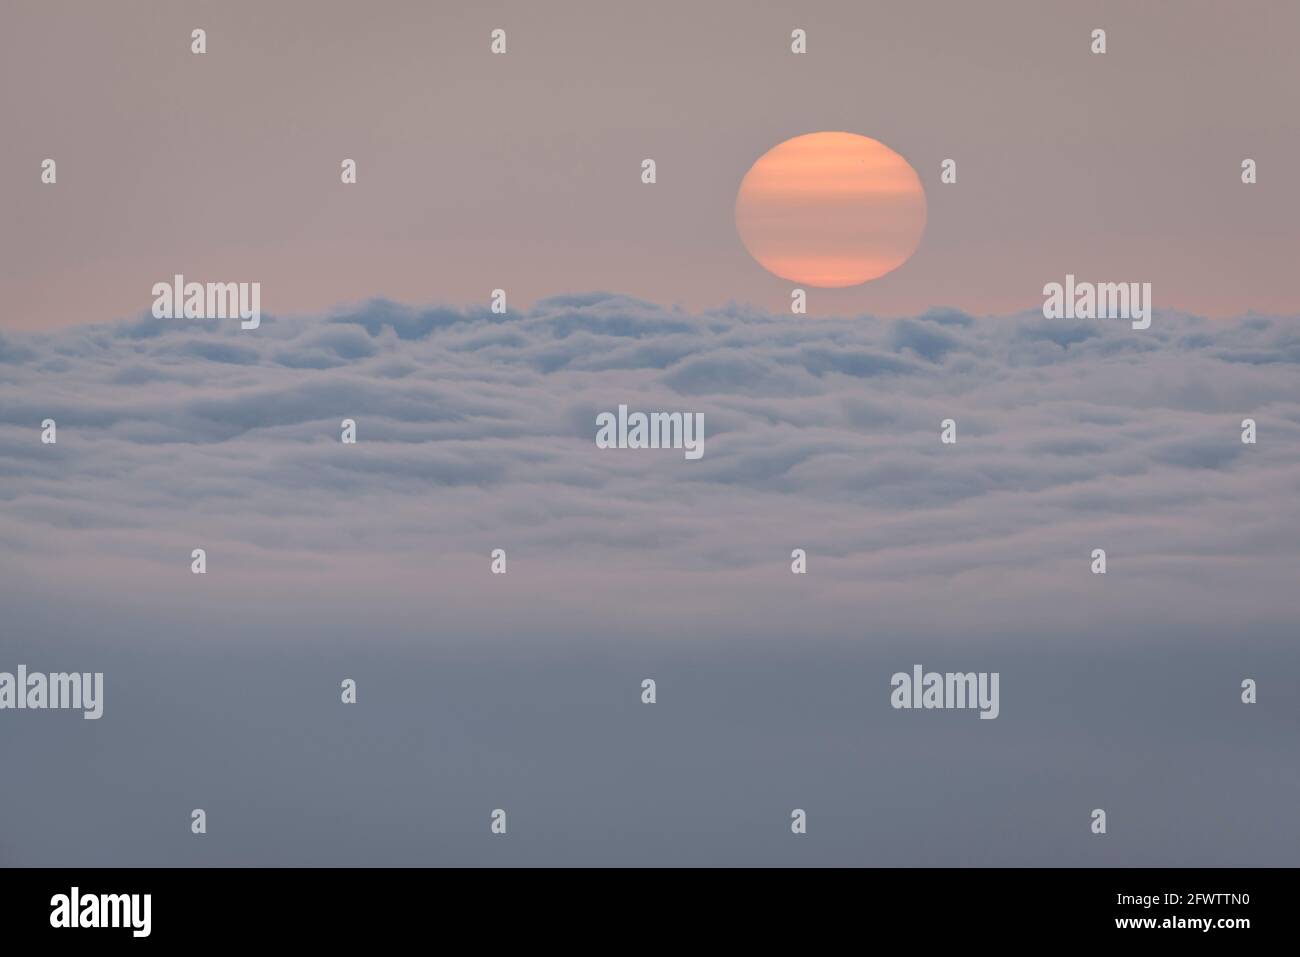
[2,295,1298,866]
[1,296,1298,646]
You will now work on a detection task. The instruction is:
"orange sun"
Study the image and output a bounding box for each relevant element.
[735,132,927,287]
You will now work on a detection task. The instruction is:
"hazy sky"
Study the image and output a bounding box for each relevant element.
[4,0,1300,328]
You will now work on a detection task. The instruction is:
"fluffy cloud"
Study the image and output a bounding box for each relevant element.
[1,296,1297,644]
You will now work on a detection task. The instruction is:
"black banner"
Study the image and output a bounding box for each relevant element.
[0,868,1281,943]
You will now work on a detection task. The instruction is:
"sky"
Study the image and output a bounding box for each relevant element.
[4,0,1300,327]
[1,0,1298,867]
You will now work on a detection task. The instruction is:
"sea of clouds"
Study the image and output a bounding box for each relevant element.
[0,295,1297,648]
[2,295,1298,867]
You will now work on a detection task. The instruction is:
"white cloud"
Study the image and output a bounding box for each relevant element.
[1,296,1297,644]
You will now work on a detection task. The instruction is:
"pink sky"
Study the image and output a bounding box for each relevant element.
[3,0,1298,329]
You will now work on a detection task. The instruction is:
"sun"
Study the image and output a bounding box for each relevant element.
[735,132,927,287]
